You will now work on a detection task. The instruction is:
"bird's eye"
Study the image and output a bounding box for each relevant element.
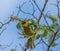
[22,21,26,24]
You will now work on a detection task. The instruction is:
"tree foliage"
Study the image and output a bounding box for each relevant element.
[0,0,60,51]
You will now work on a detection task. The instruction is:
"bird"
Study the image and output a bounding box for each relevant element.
[22,20,35,49]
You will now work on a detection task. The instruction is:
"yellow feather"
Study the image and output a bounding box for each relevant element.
[22,21,35,49]
[22,21,35,36]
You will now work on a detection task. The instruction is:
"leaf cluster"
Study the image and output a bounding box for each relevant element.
[16,16,60,47]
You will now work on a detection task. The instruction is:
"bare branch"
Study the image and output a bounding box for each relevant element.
[50,0,60,17]
[36,38,48,48]
[35,38,42,46]
[43,11,54,32]
[19,43,27,51]
[32,0,41,12]
[41,38,48,46]
[47,30,59,51]
[16,1,27,17]
[0,12,15,29]
[37,0,48,23]
[0,27,6,35]
[56,0,60,17]
[55,36,60,40]
[0,19,11,29]
[30,0,38,20]
[15,46,17,51]
[16,1,37,20]
[0,42,13,49]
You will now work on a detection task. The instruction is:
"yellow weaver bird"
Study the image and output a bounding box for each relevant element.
[22,20,35,49]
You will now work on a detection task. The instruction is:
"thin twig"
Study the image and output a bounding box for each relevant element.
[16,1,27,17]
[32,0,41,12]
[37,0,48,23]
[17,1,37,20]
[0,42,13,49]
[41,38,48,46]
[47,30,59,51]
[0,27,6,35]
[19,43,27,51]
[56,0,60,17]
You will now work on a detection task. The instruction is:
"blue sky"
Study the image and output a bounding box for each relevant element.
[0,0,60,51]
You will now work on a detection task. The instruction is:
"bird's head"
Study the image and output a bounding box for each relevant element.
[22,21,29,27]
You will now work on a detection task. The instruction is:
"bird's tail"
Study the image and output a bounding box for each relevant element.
[25,38,35,49]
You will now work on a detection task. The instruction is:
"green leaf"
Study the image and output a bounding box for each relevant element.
[48,15,57,23]
[35,29,44,39]
[56,34,60,37]
[52,42,57,47]
[24,18,34,23]
[40,25,48,37]
[48,38,57,47]
[47,31,53,39]
[18,32,23,36]
[35,34,40,40]
[36,29,44,35]
[58,15,60,18]
[50,23,57,28]
[11,49,15,51]
[16,21,22,30]
[50,49,52,51]
[42,30,47,37]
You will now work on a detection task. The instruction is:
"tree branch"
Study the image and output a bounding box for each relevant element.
[16,1,37,20]
[37,0,48,23]
[47,30,59,51]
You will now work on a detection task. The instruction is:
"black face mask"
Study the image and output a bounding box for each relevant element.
[22,21,26,25]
